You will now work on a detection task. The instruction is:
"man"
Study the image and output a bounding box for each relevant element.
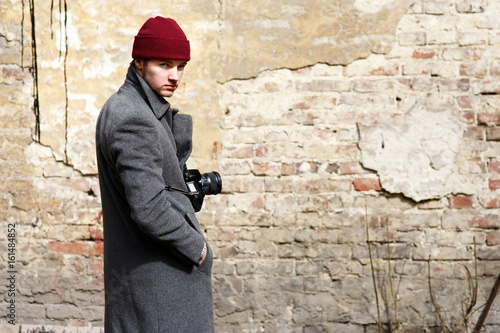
[95,16,214,332]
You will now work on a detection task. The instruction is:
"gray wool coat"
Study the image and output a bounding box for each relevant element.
[96,64,214,333]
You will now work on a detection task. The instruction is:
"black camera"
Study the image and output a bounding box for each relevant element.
[184,168,222,212]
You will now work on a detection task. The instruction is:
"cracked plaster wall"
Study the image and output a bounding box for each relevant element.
[3,0,500,330]
[358,104,478,202]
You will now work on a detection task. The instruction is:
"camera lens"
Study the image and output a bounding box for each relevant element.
[200,172,222,195]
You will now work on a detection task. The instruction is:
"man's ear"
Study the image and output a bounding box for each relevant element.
[134,59,144,76]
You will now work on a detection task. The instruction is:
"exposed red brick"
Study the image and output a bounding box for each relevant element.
[412,49,436,59]
[471,215,499,228]
[450,195,474,209]
[480,189,500,208]
[47,241,104,257]
[255,145,268,157]
[489,179,500,191]
[456,96,472,109]
[281,163,299,175]
[487,231,500,246]
[252,163,281,176]
[478,112,500,125]
[339,163,368,175]
[353,178,382,191]
[489,161,500,173]
[368,64,399,76]
[463,126,484,140]
[292,102,310,110]
[459,111,475,124]
[88,225,104,241]
[331,144,359,158]
[443,214,499,229]
[486,200,500,208]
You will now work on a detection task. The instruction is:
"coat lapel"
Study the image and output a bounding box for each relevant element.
[126,65,193,168]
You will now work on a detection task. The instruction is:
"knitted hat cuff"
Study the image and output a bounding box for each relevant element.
[132,36,190,60]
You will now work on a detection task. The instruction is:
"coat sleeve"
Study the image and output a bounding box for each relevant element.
[106,108,205,264]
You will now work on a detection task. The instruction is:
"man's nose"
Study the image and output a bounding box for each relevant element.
[169,68,180,81]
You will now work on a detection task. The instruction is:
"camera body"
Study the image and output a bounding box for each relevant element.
[184,168,222,212]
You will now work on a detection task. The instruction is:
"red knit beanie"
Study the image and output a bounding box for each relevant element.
[132,16,190,61]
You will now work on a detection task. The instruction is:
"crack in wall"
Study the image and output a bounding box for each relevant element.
[22,0,70,163]
[49,0,70,164]
[22,0,41,142]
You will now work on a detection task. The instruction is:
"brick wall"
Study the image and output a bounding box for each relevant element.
[1,0,500,332]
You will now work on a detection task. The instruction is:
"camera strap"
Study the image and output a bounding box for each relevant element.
[164,185,198,197]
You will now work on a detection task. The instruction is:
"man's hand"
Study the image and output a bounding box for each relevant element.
[197,252,206,266]
[196,243,207,266]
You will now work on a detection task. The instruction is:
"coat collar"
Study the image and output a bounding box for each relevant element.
[124,64,192,166]
[125,64,178,122]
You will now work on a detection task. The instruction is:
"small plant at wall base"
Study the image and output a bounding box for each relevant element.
[427,242,477,333]
[365,204,402,333]
[364,205,498,333]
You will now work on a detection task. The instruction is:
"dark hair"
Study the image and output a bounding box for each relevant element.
[130,59,149,67]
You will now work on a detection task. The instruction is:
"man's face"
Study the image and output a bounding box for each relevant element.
[135,59,187,98]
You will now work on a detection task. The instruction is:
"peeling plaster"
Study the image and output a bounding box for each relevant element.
[358,104,467,202]
[218,0,411,80]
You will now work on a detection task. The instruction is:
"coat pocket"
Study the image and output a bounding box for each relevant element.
[185,212,213,275]
[196,241,213,275]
